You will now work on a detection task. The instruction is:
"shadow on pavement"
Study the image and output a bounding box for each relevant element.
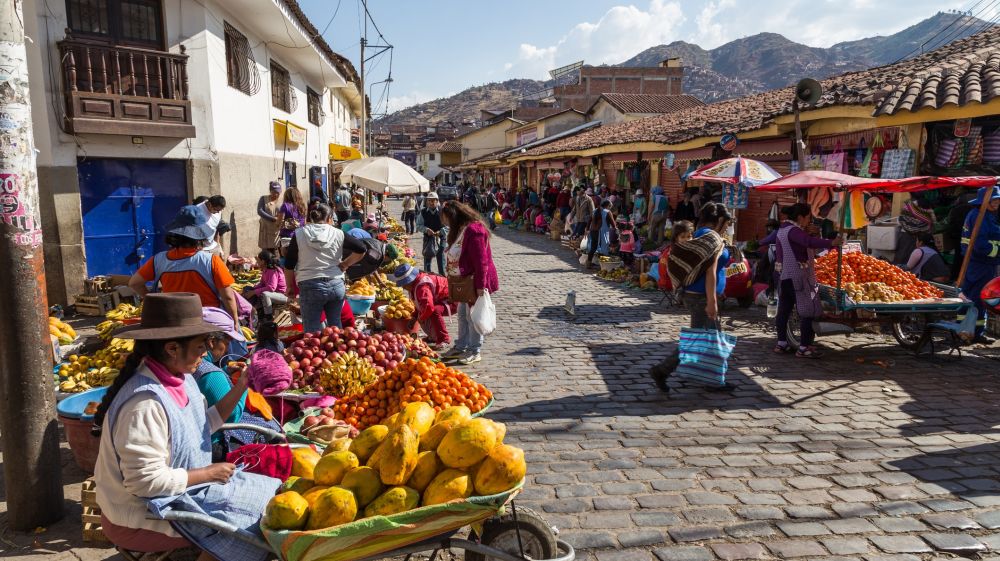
[886,442,1000,505]
[537,303,661,325]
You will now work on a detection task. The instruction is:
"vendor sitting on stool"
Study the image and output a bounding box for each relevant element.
[392,264,456,348]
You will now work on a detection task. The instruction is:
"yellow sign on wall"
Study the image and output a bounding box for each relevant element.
[274,119,307,145]
[329,143,362,160]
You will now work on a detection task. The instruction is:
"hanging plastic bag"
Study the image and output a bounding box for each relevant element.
[579,236,589,252]
[493,210,502,224]
[471,290,496,336]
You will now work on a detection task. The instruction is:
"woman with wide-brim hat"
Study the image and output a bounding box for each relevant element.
[92,293,279,561]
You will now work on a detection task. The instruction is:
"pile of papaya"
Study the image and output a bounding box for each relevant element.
[264,402,525,531]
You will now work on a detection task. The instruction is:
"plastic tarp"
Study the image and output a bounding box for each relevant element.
[755,170,996,193]
[341,157,431,195]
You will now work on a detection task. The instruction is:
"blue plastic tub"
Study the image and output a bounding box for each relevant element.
[347,295,376,316]
[57,386,108,421]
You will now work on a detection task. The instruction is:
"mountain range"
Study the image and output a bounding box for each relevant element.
[377,11,990,129]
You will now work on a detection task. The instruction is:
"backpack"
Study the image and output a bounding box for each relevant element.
[667,230,724,292]
[344,238,385,282]
[335,190,351,211]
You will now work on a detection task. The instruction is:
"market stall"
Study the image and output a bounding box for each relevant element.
[756,171,995,352]
[341,157,431,195]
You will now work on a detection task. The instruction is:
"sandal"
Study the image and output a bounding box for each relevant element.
[796,346,824,359]
[773,344,794,355]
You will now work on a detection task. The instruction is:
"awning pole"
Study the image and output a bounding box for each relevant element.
[956,192,994,287]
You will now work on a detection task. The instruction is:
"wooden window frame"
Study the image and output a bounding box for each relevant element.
[65,0,166,50]
[307,87,322,126]
[270,60,292,113]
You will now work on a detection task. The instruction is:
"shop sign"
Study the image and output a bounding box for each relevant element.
[720,133,739,152]
[954,119,972,138]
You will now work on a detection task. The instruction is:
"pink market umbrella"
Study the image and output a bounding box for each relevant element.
[688,157,782,187]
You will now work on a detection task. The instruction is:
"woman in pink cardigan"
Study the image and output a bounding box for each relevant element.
[441,202,499,365]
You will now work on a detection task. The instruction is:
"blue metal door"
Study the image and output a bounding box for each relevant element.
[78,158,187,276]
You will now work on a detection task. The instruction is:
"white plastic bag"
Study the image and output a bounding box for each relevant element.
[579,236,589,252]
[471,290,496,336]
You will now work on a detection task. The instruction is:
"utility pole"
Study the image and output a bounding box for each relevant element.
[0,0,65,529]
[359,34,366,156]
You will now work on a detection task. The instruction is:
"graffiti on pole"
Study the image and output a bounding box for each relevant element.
[0,41,40,248]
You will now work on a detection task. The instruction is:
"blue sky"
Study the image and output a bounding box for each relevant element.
[299,0,968,114]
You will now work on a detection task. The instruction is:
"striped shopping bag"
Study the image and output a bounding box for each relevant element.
[674,327,737,387]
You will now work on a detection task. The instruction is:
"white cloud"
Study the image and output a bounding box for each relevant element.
[386,91,436,113]
[693,0,736,47]
[501,0,686,79]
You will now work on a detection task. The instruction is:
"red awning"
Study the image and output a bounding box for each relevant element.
[672,146,714,162]
[756,171,996,193]
[733,138,792,157]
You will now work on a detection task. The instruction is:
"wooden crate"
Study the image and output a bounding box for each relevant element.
[81,478,108,543]
[74,293,120,316]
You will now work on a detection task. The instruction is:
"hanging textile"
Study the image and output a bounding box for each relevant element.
[823,141,846,173]
[841,191,869,230]
[804,154,824,171]
[852,138,867,175]
[649,164,659,192]
[867,131,886,176]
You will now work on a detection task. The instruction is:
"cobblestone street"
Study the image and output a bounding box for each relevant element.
[433,220,1000,561]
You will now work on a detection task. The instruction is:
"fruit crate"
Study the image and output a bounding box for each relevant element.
[81,478,108,543]
[74,293,120,316]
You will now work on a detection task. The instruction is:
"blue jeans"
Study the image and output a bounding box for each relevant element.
[298,277,346,333]
[454,302,484,354]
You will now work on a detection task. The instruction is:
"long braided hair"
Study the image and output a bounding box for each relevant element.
[91,337,195,436]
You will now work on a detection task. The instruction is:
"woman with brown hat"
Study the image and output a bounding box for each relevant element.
[92,293,279,561]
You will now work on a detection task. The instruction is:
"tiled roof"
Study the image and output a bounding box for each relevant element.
[593,94,705,115]
[418,141,462,154]
[522,26,1000,157]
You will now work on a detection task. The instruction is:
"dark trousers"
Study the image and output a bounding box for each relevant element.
[775,278,816,346]
[587,231,600,263]
[336,210,350,225]
[402,210,416,234]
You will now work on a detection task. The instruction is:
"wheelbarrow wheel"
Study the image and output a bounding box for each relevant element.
[891,315,931,350]
[466,506,558,561]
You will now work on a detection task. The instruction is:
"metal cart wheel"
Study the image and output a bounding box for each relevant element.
[466,506,558,561]
[785,309,801,350]
[891,315,931,350]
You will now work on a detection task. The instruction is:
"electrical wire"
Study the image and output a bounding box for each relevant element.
[927,0,1000,52]
[895,2,993,61]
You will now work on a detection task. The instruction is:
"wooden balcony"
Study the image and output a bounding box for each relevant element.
[58,37,195,138]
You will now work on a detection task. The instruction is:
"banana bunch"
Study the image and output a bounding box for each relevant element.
[317,351,377,397]
[49,317,78,345]
[381,257,416,275]
[106,303,142,321]
[384,297,415,319]
[57,338,133,393]
[348,278,377,297]
[240,326,255,342]
[375,282,406,302]
[96,319,123,341]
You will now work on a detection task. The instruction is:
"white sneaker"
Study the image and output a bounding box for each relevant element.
[457,352,481,365]
[441,346,467,358]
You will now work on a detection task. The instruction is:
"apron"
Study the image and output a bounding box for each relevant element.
[258,197,281,249]
[597,209,612,255]
[107,369,279,561]
[777,226,823,319]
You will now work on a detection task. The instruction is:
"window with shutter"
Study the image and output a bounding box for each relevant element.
[270,61,292,113]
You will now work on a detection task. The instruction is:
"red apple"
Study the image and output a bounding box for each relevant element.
[320,417,336,426]
[292,368,303,378]
[386,360,398,370]
[302,415,320,429]
[321,407,335,417]
[303,349,314,359]
[374,351,386,362]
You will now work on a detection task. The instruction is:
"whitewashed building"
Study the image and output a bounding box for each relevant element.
[25,0,364,303]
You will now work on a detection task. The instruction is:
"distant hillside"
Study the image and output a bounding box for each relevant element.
[380,11,991,127]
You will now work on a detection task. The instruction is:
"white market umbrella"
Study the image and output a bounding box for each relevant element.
[341,157,430,195]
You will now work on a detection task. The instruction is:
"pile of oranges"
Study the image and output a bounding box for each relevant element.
[815,250,943,300]
[334,357,493,429]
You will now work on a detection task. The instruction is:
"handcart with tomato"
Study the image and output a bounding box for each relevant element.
[755,171,996,354]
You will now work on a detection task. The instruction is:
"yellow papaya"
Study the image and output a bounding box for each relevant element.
[264,491,310,530]
[314,451,359,486]
[437,418,497,469]
[291,447,322,479]
[364,486,420,517]
[378,425,419,486]
[422,469,473,506]
[301,485,330,508]
[340,466,383,507]
[473,445,526,495]
[434,405,471,426]
[349,425,389,462]
[306,486,357,530]
[323,438,352,454]
[419,420,456,452]
[282,476,315,495]
[397,402,436,436]
[406,450,439,493]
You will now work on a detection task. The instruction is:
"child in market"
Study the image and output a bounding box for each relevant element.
[657,221,694,291]
[533,209,550,233]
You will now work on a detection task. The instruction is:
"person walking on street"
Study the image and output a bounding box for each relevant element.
[333,183,352,225]
[673,190,697,222]
[129,206,240,331]
[420,192,447,275]
[556,185,572,222]
[649,186,670,245]
[485,188,500,231]
[586,200,617,268]
[283,204,366,333]
[402,194,417,234]
[440,202,499,365]
[772,203,841,358]
[257,181,282,252]
[572,188,595,240]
